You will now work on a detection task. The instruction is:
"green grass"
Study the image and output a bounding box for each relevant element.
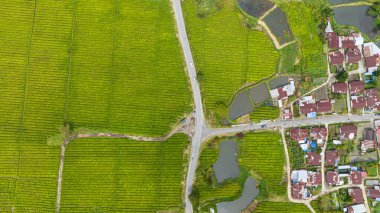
[192,132,286,210]
[60,134,189,212]
[0,0,190,210]
[280,1,327,77]
[250,106,280,122]
[255,201,310,212]
[183,0,279,120]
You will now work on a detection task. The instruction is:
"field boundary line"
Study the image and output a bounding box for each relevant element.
[14,0,38,208]
[106,0,119,128]
[64,0,76,121]
[331,1,371,8]
[258,5,277,21]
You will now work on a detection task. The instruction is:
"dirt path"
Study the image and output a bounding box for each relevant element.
[257,20,296,50]
[331,1,372,8]
[54,119,191,213]
[321,124,329,191]
[258,5,277,21]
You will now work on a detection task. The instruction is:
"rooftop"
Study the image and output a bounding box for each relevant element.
[329,51,344,65]
[331,82,347,94]
[306,152,321,166]
[325,150,339,166]
[349,81,364,94]
[346,47,362,64]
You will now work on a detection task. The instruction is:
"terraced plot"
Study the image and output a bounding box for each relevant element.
[0,0,190,210]
[60,134,189,212]
[183,0,279,118]
[255,201,310,212]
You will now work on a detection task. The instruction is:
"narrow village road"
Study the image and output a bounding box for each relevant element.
[172,1,205,212]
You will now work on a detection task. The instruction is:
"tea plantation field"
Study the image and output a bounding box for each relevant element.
[182,0,279,117]
[60,134,189,212]
[0,0,190,211]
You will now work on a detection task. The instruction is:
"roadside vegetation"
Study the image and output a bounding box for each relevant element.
[60,134,190,212]
[0,0,191,210]
[183,0,279,125]
[191,131,287,211]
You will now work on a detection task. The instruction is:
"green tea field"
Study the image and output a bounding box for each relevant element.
[60,134,189,212]
[0,0,190,210]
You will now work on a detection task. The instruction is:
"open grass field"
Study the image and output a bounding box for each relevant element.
[60,134,189,212]
[0,0,190,211]
[250,106,280,122]
[191,131,286,210]
[182,0,279,118]
[280,1,327,77]
[255,201,310,212]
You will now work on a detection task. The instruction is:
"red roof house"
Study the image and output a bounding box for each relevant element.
[351,96,367,109]
[325,150,339,166]
[349,81,364,94]
[340,125,357,140]
[326,171,339,186]
[365,89,380,110]
[290,128,308,142]
[327,32,339,49]
[317,100,332,113]
[292,182,307,199]
[332,82,347,94]
[307,172,322,187]
[340,36,355,49]
[299,102,317,115]
[365,54,380,69]
[310,127,327,139]
[361,140,376,152]
[368,188,380,199]
[306,152,321,166]
[349,171,366,185]
[329,51,344,65]
[346,47,362,64]
[349,188,364,204]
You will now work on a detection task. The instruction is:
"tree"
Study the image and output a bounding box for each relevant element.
[336,70,348,83]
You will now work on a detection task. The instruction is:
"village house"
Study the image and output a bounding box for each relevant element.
[349,171,366,185]
[307,172,322,187]
[316,99,332,113]
[349,81,365,95]
[348,188,364,204]
[340,125,358,140]
[363,42,380,73]
[291,182,309,199]
[345,204,367,213]
[306,152,321,166]
[338,165,351,177]
[298,96,317,118]
[291,170,308,183]
[310,127,327,145]
[325,150,339,167]
[364,89,380,110]
[290,128,308,143]
[325,17,339,49]
[351,96,366,110]
[352,33,364,46]
[326,171,340,186]
[367,186,380,200]
[283,108,292,120]
[331,82,348,94]
[270,80,295,107]
[361,140,376,153]
[346,47,362,64]
[329,51,345,65]
[340,36,356,49]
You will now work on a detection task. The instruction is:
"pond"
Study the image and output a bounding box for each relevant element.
[329,0,360,6]
[237,0,274,18]
[269,76,289,90]
[216,176,259,213]
[213,140,240,183]
[263,7,293,45]
[334,6,380,39]
[228,91,254,121]
[247,83,270,104]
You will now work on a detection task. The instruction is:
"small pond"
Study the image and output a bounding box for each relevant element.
[334,6,380,39]
[228,91,254,121]
[269,76,289,90]
[237,0,274,18]
[216,176,259,213]
[263,7,293,45]
[329,0,360,6]
[247,83,270,104]
[213,140,240,183]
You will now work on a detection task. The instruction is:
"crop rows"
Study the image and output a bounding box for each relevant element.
[60,134,189,212]
[255,201,310,212]
[282,2,327,77]
[250,106,280,122]
[0,0,191,211]
[183,0,278,115]
[239,132,287,196]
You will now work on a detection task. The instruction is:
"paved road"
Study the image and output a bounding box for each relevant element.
[172,1,205,212]
[203,114,379,141]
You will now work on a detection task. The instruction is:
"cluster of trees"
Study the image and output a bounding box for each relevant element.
[369,1,380,30]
